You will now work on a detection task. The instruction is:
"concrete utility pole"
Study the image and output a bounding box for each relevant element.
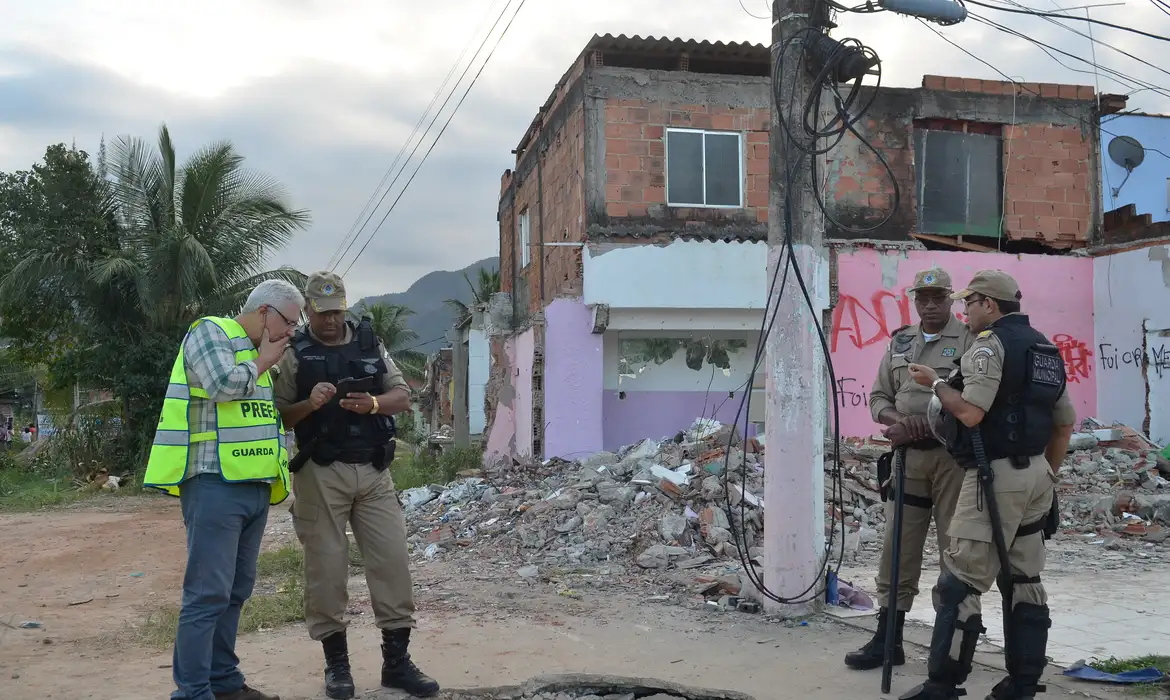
[763,0,829,616]
[447,329,470,448]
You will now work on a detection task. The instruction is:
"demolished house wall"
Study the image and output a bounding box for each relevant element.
[544,298,604,458]
[510,243,1100,459]
[826,76,1099,247]
[1093,242,1170,443]
[832,247,1096,436]
[484,330,536,461]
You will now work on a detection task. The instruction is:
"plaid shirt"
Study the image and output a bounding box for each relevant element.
[182,320,261,480]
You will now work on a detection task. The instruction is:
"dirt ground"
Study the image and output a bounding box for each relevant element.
[0,497,1138,700]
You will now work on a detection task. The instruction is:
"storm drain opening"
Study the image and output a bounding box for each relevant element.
[428,674,758,700]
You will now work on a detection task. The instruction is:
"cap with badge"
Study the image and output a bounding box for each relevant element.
[908,267,952,293]
[950,269,1021,302]
[305,271,347,312]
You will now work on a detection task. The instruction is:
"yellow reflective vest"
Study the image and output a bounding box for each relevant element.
[143,316,290,504]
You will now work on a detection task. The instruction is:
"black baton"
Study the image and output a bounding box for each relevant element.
[881,445,908,694]
[971,429,1015,677]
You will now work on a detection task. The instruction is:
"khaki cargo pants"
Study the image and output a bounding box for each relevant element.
[291,460,416,641]
[945,455,1055,621]
[875,445,965,611]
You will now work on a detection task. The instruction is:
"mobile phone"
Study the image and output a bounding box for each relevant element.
[334,376,375,399]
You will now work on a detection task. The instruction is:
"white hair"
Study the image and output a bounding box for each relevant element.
[241,279,305,314]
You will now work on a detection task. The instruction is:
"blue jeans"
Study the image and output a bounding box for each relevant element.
[171,475,271,700]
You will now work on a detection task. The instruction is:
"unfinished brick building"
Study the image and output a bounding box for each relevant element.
[486,33,1107,461]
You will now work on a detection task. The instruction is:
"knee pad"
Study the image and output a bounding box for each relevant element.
[937,571,979,608]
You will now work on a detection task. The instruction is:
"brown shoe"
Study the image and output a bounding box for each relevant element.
[213,685,280,700]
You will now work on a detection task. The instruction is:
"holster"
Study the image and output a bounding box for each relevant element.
[877,450,893,502]
[1044,491,1059,539]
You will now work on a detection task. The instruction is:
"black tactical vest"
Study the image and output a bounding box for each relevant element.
[941,314,1066,467]
[292,318,396,468]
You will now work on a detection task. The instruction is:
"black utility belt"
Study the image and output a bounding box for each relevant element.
[958,453,1037,470]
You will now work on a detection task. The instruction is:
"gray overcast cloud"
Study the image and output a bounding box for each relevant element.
[2,0,1168,299]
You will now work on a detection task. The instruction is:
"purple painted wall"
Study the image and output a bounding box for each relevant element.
[544,298,604,459]
[602,391,757,450]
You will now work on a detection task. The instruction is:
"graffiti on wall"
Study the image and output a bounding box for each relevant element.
[829,250,1096,437]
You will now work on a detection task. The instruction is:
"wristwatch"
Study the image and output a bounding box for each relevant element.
[931,378,946,394]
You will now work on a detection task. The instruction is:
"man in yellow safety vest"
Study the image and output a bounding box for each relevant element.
[144,279,303,700]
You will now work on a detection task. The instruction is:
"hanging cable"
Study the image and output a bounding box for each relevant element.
[719,20,891,607]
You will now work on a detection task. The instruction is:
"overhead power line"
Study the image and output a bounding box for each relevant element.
[325,0,509,271]
[968,11,1170,99]
[339,0,528,278]
[330,0,520,274]
[916,17,1170,161]
[963,0,1170,41]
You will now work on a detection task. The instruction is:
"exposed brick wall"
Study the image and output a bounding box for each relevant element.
[1002,124,1093,244]
[498,170,515,297]
[827,78,1098,247]
[499,61,587,320]
[922,75,1095,101]
[602,98,770,225]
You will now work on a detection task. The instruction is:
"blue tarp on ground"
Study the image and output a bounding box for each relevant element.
[1062,661,1166,684]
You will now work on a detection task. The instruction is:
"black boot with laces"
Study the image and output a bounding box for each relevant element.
[381,628,440,697]
[321,631,355,700]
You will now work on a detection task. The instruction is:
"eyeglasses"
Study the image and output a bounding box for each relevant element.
[963,295,989,310]
[267,305,298,329]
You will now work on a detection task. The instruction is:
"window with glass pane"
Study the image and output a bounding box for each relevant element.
[666,129,743,207]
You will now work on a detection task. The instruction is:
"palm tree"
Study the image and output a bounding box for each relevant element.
[443,267,501,324]
[93,123,311,327]
[365,302,427,381]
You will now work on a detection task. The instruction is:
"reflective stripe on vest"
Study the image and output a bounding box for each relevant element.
[143,316,290,505]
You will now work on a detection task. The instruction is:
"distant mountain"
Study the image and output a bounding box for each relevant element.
[357,257,499,354]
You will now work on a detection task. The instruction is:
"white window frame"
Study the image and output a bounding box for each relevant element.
[518,209,531,269]
[664,127,745,209]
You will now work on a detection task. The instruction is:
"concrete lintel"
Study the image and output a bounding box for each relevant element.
[586,66,771,108]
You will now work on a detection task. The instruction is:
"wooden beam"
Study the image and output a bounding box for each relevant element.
[910,233,998,252]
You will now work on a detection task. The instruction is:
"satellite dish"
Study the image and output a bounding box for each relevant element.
[1108,135,1145,171]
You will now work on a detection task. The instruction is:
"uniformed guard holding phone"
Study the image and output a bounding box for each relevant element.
[272,271,439,700]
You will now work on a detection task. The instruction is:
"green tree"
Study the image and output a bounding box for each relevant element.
[443,266,500,324]
[364,303,427,382]
[0,126,310,469]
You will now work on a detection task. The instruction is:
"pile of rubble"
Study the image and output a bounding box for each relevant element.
[400,418,1169,590]
[401,419,765,574]
[829,422,1170,547]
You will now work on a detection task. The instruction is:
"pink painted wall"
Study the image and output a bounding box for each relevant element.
[484,330,536,461]
[544,299,604,459]
[831,249,1096,437]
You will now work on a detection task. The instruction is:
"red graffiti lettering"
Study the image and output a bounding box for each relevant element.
[1053,334,1093,383]
[831,289,911,352]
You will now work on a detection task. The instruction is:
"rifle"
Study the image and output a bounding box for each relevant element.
[881,445,908,694]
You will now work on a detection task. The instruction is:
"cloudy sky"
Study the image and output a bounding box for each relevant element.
[2,0,1169,299]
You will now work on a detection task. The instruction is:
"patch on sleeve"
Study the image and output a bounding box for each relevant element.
[975,354,989,374]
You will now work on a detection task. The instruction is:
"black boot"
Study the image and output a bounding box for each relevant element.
[986,603,1051,700]
[844,608,906,670]
[381,628,440,697]
[321,631,355,700]
[901,574,984,700]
